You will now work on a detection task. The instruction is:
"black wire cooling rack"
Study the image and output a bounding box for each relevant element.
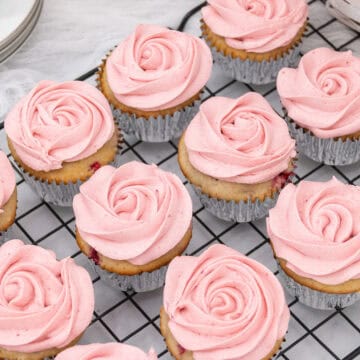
[1,0,360,359]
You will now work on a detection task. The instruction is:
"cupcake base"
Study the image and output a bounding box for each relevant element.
[160,307,284,360]
[277,265,360,310]
[92,261,168,292]
[0,333,83,360]
[208,44,301,84]
[0,189,17,244]
[286,116,360,165]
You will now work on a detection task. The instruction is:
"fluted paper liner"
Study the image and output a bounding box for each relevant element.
[16,147,122,207]
[286,115,360,165]
[278,265,360,310]
[0,232,5,246]
[207,42,301,85]
[91,261,168,293]
[112,97,202,142]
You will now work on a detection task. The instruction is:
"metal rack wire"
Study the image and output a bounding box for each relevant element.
[1,0,360,359]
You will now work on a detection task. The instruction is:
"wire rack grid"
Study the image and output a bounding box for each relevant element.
[1,0,360,359]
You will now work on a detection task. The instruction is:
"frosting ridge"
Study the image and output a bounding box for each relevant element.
[5,80,115,172]
[277,47,360,138]
[0,151,15,213]
[202,0,308,52]
[267,178,360,285]
[0,239,94,353]
[105,24,212,111]
[55,343,158,360]
[184,92,296,184]
[163,244,289,360]
[73,162,192,265]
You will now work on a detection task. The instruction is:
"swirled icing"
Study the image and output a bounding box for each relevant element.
[73,162,192,265]
[55,343,158,360]
[277,47,360,138]
[105,24,212,111]
[5,80,115,172]
[184,92,296,184]
[163,244,289,360]
[0,151,15,213]
[0,239,94,353]
[202,0,308,52]
[267,178,360,285]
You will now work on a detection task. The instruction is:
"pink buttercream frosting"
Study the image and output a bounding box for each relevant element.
[277,47,360,138]
[105,24,212,111]
[202,0,308,53]
[5,80,115,172]
[185,92,296,184]
[73,162,192,265]
[0,239,94,353]
[0,151,15,213]
[163,244,289,360]
[55,343,158,360]
[267,178,360,285]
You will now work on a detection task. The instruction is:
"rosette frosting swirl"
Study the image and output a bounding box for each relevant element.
[163,244,289,360]
[55,343,158,360]
[0,240,94,353]
[0,151,15,213]
[277,47,360,138]
[5,80,115,172]
[185,93,296,184]
[73,162,192,265]
[105,24,212,111]
[202,0,308,52]
[267,178,360,285]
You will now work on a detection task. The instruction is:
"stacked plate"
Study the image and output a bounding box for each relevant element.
[0,0,43,64]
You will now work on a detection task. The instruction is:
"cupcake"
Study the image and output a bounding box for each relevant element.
[73,161,193,292]
[0,151,17,244]
[0,239,94,359]
[267,178,360,309]
[98,24,212,142]
[160,244,290,360]
[277,47,360,165]
[201,0,308,84]
[5,80,121,206]
[55,343,158,359]
[178,92,296,222]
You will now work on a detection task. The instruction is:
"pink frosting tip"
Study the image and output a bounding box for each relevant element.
[267,177,360,285]
[277,47,360,138]
[55,343,158,360]
[0,151,15,213]
[105,24,212,111]
[202,0,308,53]
[73,161,192,265]
[0,239,94,353]
[163,244,289,360]
[5,80,115,172]
[185,92,296,184]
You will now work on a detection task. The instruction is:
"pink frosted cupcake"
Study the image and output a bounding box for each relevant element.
[267,178,360,309]
[73,161,193,292]
[5,80,121,206]
[98,24,212,142]
[201,0,308,84]
[0,239,94,359]
[0,151,16,244]
[178,92,296,222]
[160,244,289,360]
[55,343,158,359]
[277,47,360,165]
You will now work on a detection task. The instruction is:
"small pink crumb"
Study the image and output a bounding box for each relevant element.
[90,162,101,172]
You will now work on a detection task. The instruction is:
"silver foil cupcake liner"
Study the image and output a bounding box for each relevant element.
[112,97,202,143]
[207,42,301,85]
[16,148,122,207]
[192,186,280,223]
[278,265,360,310]
[91,261,168,293]
[0,231,5,245]
[286,116,360,165]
